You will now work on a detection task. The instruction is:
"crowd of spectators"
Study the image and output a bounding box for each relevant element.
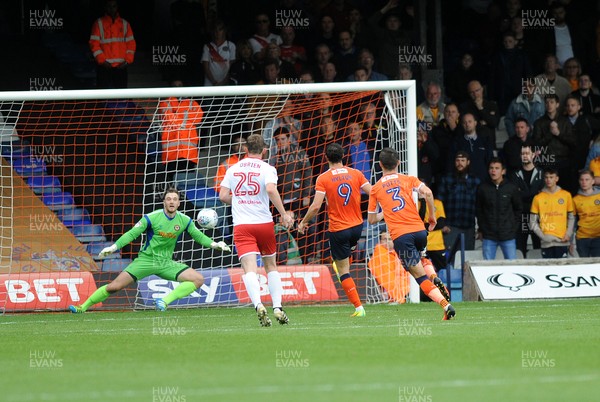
[157,0,600,263]
[76,0,600,263]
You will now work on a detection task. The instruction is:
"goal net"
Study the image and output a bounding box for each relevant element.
[0,81,417,312]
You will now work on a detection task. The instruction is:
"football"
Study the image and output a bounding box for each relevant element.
[197,208,219,229]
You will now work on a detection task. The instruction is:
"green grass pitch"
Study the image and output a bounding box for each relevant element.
[1,299,599,402]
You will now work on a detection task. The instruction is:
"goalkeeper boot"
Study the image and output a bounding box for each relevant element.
[69,305,85,314]
[155,298,167,312]
[433,277,451,302]
[256,304,272,327]
[351,306,366,317]
[273,308,289,325]
[443,304,456,321]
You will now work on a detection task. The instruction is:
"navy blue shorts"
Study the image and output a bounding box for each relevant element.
[393,230,428,269]
[329,223,363,261]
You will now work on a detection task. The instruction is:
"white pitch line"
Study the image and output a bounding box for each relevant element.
[3,373,598,401]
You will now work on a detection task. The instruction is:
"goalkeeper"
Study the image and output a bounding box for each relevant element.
[69,187,231,313]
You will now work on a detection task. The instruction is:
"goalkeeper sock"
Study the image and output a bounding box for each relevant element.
[81,285,110,311]
[418,276,445,304]
[340,273,362,308]
[242,271,262,308]
[163,281,197,305]
[267,271,283,309]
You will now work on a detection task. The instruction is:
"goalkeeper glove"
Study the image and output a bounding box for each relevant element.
[210,241,231,252]
[98,244,118,258]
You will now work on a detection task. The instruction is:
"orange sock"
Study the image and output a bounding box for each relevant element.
[341,275,362,308]
[419,279,446,306]
[422,258,437,281]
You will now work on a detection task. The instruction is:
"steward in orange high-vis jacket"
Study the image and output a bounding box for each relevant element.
[89,0,136,88]
[159,97,204,169]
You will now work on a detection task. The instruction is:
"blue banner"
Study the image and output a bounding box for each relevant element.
[137,268,239,307]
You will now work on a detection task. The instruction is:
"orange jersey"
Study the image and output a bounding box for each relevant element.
[315,167,369,232]
[369,173,425,240]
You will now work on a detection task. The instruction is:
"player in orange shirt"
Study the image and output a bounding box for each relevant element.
[368,148,455,320]
[298,143,370,317]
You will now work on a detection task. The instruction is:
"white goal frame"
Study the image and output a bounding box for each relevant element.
[0,80,419,311]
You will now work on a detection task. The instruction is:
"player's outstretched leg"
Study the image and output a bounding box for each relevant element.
[267,270,289,325]
[257,303,272,327]
[443,304,456,320]
[433,277,451,303]
[273,308,289,324]
[417,276,456,320]
[339,273,365,317]
[422,257,450,302]
[69,285,111,313]
[154,282,198,311]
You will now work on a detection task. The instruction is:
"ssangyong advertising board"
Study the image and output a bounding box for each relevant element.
[137,265,339,307]
[469,263,600,300]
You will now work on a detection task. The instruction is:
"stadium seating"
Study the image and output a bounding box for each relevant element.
[12,155,47,177]
[87,241,121,261]
[1,142,31,160]
[42,191,75,210]
[437,268,463,302]
[57,207,92,227]
[70,224,107,243]
[27,175,62,195]
[100,258,132,272]
[173,170,208,192]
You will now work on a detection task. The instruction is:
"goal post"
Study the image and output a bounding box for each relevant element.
[0,80,418,312]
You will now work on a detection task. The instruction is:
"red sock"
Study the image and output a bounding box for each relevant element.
[341,276,362,308]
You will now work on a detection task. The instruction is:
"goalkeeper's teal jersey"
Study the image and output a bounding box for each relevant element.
[114,209,213,259]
